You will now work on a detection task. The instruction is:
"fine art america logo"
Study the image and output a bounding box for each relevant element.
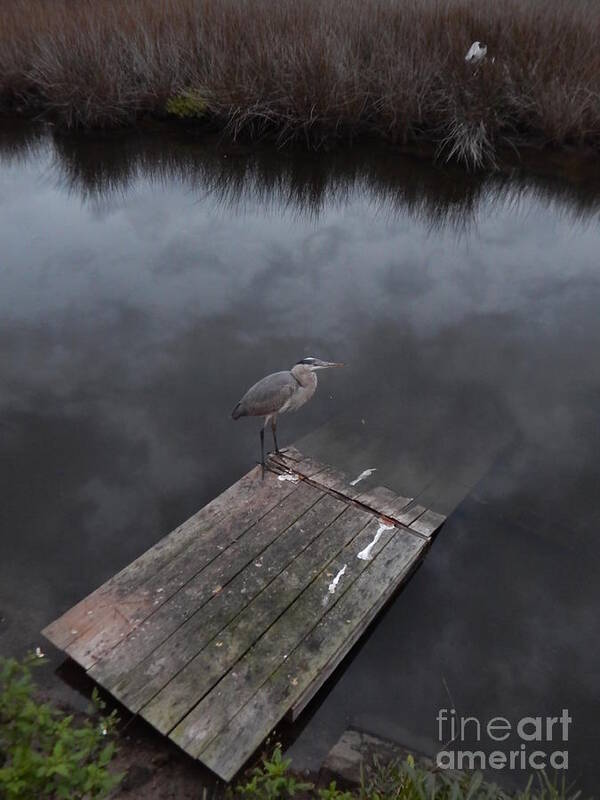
[436,709,571,771]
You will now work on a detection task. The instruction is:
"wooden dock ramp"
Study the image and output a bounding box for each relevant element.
[42,447,445,782]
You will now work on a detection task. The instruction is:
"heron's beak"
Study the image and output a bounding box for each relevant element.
[323,362,344,368]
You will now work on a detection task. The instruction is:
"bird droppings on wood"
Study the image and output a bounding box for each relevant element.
[42,449,445,782]
[357,522,395,561]
[328,565,347,594]
[349,468,377,486]
[277,473,300,483]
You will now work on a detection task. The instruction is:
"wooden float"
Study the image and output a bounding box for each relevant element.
[42,447,445,782]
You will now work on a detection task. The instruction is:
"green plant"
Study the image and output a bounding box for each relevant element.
[319,780,354,800]
[0,652,123,799]
[514,772,581,800]
[232,748,582,800]
[359,754,504,800]
[236,744,314,799]
[166,90,208,119]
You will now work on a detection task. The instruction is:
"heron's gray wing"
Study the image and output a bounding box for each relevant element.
[233,371,297,418]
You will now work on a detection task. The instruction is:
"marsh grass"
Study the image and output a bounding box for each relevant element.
[1,0,600,166]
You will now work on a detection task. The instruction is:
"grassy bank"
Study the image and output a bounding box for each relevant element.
[239,745,582,800]
[1,0,599,166]
[0,656,586,799]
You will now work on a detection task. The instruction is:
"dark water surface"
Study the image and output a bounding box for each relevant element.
[2,123,600,790]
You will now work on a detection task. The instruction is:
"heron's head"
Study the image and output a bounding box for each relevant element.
[295,357,344,371]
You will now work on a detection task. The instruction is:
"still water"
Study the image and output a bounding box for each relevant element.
[1,122,600,789]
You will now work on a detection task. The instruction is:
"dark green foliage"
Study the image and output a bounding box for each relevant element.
[319,781,355,800]
[359,754,501,800]
[0,654,123,799]
[236,744,314,800]
[233,747,582,800]
[166,90,208,119]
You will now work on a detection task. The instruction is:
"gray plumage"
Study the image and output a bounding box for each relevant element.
[232,371,298,419]
[232,357,344,466]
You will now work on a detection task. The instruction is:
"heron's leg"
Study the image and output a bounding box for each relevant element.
[260,426,265,471]
[271,415,280,454]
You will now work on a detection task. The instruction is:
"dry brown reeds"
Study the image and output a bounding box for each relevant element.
[1,0,599,166]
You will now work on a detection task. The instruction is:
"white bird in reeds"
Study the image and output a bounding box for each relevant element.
[465,41,487,64]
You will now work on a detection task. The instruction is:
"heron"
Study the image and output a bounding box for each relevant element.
[231,357,344,467]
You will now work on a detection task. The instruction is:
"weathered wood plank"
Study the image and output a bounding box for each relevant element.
[42,449,448,784]
[197,529,426,781]
[42,465,270,650]
[395,503,427,527]
[169,517,406,760]
[66,482,321,669]
[275,447,304,462]
[95,493,346,710]
[354,485,413,520]
[409,509,446,538]
[43,466,297,652]
[90,490,340,691]
[271,453,415,522]
[269,455,354,497]
[312,468,397,508]
[307,466,364,499]
[270,450,330,478]
[143,504,373,734]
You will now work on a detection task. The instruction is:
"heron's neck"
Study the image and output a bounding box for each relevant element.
[291,365,318,390]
